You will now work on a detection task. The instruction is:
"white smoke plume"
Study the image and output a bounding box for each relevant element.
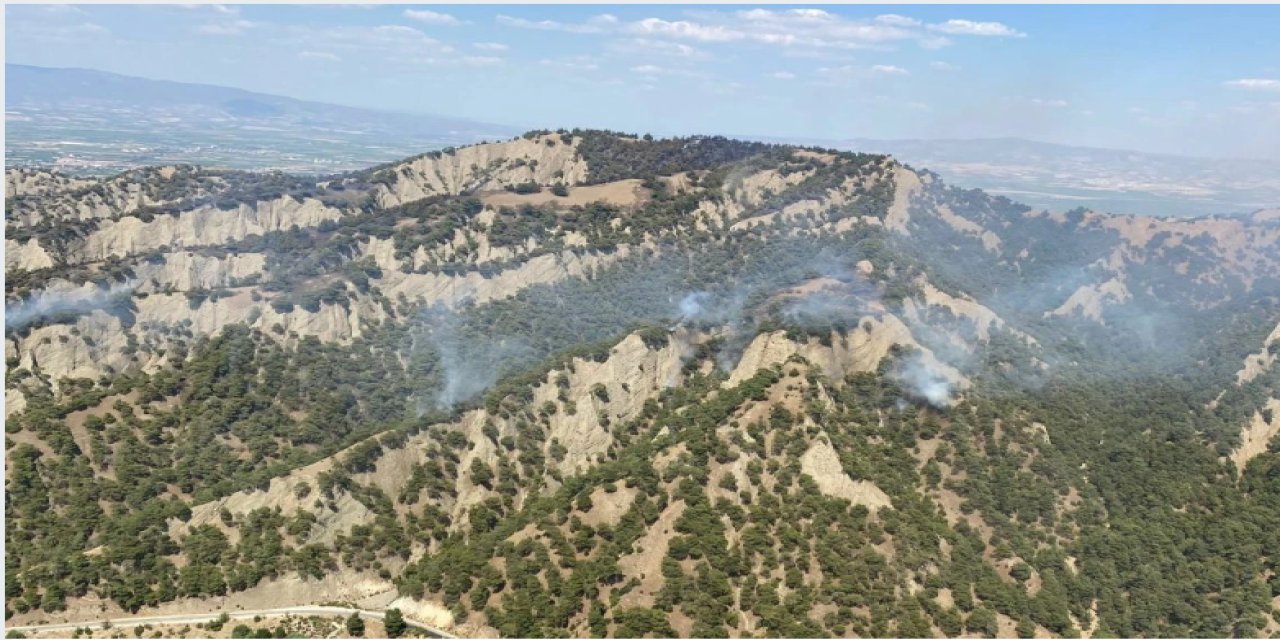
[6,280,138,332]
[413,304,533,410]
[893,353,955,408]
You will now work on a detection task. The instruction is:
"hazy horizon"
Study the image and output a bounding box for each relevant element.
[8,4,1280,160]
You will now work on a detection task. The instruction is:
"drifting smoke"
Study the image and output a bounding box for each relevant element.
[893,353,955,408]
[413,304,533,410]
[675,289,750,328]
[780,291,870,328]
[678,292,710,322]
[678,292,710,323]
[6,280,138,332]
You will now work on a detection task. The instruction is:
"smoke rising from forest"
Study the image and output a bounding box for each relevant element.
[6,280,137,332]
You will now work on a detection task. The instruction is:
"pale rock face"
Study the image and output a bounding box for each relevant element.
[1049,278,1132,323]
[1230,397,1280,472]
[6,167,232,227]
[379,247,632,309]
[386,597,456,631]
[1237,321,1280,384]
[800,438,892,510]
[80,195,346,264]
[696,198,745,232]
[733,168,813,208]
[5,168,95,199]
[16,312,143,385]
[374,135,589,209]
[360,237,404,273]
[5,388,29,418]
[935,203,1003,252]
[5,238,57,270]
[135,290,379,343]
[885,165,923,233]
[905,279,1008,341]
[6,290,383,402]
[1089,211,1280,286]
[162,329,694,543]
[727,314,966,388]
[170,451,374,546]
[729,168,885,234]
[532,332,691,473]
[133,252,268,293]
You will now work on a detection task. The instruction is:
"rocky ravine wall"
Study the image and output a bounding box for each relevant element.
[374,135,590,209]
[169,330,694,545]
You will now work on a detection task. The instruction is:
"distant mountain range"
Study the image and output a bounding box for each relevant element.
[4,64,517,174]
[757,135,1280,217]
[7,64,1278,216]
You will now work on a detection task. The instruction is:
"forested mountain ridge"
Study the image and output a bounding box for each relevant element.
[6,130,1280,638]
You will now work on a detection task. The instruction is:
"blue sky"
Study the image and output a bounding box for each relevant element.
[7,4,1280,159]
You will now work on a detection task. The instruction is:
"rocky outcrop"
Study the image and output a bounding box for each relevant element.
[5,168,95,199]
[1048,278,1132,323]
[885,165,924,232]
[5,238,56,270]
[171,451,374,546]
[727,314,965,388]
[134,251,268,292]
[80,195,346,263]
[14,311,151,385]
[7,288,383,399]
[373,135,589,209]
[167,329,693,544]
[1230,398,1280,472]
[1237,321,1280,384]
[6,166,230,227]
[800,438,892,510]
[536,332,691,473]
[378,247,634,309]
[906,279,1008,341]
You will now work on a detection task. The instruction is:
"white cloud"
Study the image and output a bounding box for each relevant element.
[609,38,708,59]
[930,60,960,71]
[871,64,909,75]
[1027,97,1069,108]
[875,14,922,28]
[539,56,600,72]
[403,9,461,26]
[704,80,745,95]
[629,17,742,42]
[275,23,484,66]
[772,71,797,80]
[496,14,617,34]
[473,42,509,52]
[179,4,237,15]
[816,64,911,81]
[928,19,1026,38]
[1225,78,1280,91]
[497,9,1023,52]
[630,64,702,78]
[7,7,111,42]
[298,50,340,62]
[42,4,86,15]
[197,19,256,36]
